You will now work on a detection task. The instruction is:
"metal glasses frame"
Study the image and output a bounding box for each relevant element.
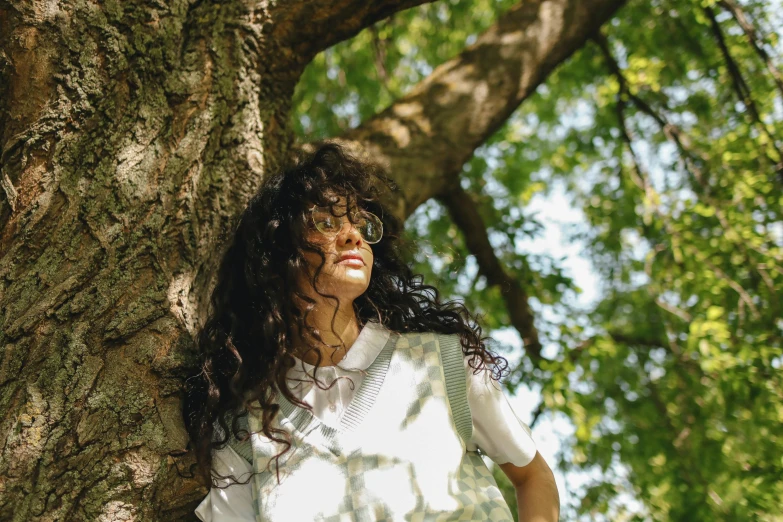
[308,205,384,244]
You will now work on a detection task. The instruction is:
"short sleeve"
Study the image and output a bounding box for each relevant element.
[465,357,537,467]
[194,445,257,522]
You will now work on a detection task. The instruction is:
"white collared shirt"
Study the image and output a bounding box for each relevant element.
[195,322,536,522]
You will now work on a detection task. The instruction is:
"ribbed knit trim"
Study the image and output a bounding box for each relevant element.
[339,331,397,434]
[273,331,398,450]
[227,406,313,465]
[227,395,321,466]
[277,396,316,433]
[438,333,473,446]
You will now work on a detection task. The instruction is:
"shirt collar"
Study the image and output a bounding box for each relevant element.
[289,320,391,375]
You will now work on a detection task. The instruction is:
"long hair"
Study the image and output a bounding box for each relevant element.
[182,142,508,486]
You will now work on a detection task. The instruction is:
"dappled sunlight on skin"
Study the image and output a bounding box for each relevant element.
[292,195,375,365]
[298,196,374,304]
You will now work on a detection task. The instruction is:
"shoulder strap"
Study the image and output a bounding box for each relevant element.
[437,333,473,446]
[225,414,253,465]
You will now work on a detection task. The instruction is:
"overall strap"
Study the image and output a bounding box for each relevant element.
[437,333,473,446]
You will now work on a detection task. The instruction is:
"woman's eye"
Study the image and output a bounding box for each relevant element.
[313,213,339,231]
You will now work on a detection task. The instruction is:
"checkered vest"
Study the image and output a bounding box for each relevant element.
[229,331,514,521]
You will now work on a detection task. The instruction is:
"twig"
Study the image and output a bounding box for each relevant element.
[369,24,390,93]
[717,0,783,103]
[529,401,545,429]
[704,5,783,174]
[594,30,782,289]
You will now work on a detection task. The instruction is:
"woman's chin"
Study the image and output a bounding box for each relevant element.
[333,265,371,281]
[338,277,370,293]
[316,271,370,295]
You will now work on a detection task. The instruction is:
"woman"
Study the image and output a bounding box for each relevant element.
[183,143,560,521]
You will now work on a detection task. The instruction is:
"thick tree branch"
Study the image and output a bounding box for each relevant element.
[439,183,543,362]
[335,0,627,217]
[269,0,435,66]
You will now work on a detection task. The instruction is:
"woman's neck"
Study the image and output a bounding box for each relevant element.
[293,303,362,367]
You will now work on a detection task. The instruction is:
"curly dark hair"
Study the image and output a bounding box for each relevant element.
[182,142,508,486]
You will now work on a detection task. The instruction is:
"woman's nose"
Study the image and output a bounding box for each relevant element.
[337,218,362,247]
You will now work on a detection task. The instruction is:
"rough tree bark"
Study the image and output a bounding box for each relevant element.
[0,0,622,519]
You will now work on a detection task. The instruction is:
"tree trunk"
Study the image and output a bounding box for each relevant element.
[0,0,621,519]
[0,1,298,519]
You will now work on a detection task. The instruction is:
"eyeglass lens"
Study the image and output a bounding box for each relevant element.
[312,207,383,243]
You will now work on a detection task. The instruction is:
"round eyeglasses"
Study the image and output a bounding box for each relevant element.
[309,205,383,244]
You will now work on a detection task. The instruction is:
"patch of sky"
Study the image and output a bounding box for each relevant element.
[600,409,623,436]
[610,40,630,69]
[480,167,510,199]
[414,59,433,78]
[511,178,600,306]
[299,113,312,132]
[769,221,783,247]
[716,9,733,24]
[649,347,668,365]
[533,411,645,521]
[454,256,479,294]
[644,359,667,383]
[620,228,651,265]
[683,293,699,308]
[406,197,443,236]
[436,3,449,22]
[330,92,361,128]
[550,98,596,137]
[567,368,596,396]
[657,289,685,309]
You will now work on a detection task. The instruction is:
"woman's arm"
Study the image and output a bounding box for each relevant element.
[498,451,560,522]
[461,353,559,520]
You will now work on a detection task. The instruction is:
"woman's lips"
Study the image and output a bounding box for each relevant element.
[338,257,364,267]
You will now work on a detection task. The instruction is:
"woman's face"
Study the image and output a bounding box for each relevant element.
[298,196,374,304]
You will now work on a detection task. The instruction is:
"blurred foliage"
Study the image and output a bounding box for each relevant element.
[291,0,783,520]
